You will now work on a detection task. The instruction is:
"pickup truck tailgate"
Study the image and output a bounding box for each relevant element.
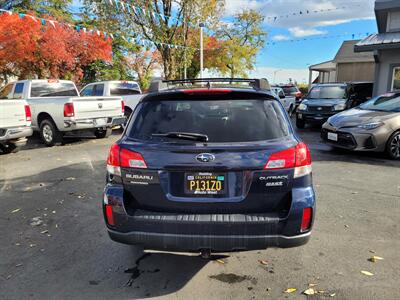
[71,97,123,119]
[0,100,27,128]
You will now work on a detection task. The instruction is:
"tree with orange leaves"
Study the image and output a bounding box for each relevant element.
[0,13,112,84]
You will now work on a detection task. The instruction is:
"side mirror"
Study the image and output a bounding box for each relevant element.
[279,93,285,99]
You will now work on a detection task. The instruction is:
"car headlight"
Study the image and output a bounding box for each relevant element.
[334,103,346,111]
[298,103,307,111]
[357,122,384,130]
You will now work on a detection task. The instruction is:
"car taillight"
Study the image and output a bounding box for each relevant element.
[264,142,312,178]
[106,143,147,176]
[301,207,312,232]
[63,103,75,117]
[24,105,31,122]
[104,204,115,226]
[121,100,125,114]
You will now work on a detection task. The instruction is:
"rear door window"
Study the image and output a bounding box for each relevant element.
[30,82,78,97]
[94,84,104,96]
[129,99,289,143]
[13,83,24,99]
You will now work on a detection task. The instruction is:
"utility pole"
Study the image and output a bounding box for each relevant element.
[199,22,205,78]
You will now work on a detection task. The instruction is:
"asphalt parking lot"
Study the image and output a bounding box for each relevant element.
[1,127,399,300]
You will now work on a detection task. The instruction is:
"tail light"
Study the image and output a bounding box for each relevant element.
[264,142,312,178]
[24,105,32,122]
[63,103,75,117]
[107,143,147,176]
[301,207,312,232]
[121,100,125,114]
[104,204,115,226]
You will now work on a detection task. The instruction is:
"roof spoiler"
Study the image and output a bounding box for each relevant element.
[149,78,271,93]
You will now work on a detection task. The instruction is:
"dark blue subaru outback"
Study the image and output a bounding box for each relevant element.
[103,78,315,253]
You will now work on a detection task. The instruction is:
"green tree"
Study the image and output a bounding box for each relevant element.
[215,10,266,78]
[82,0,224,80]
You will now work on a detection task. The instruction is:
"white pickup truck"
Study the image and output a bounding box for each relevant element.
[2,80,125,146]
[81,81,142,122]
[0,84,33,153]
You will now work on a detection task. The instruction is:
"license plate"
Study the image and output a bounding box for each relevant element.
[185,173,226,195]
[95,118,107,126]
[328,132,338,141]
[297,114,303,119]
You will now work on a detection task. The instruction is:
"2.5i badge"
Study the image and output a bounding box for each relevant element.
[259,175,289,188]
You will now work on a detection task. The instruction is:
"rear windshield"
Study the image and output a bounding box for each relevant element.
[308,85,346,99]
[110,82,141,96]
[30,82,78,97]
[129,99,290,143]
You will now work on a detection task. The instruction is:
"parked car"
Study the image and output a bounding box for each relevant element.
[81,81,142,122]
[278,84,303,105]
[103,78,315,254]
[296,82,373,129]
[2,80,125,146]
[0,84,32,154]
[271,86,296,115]
[322,92,400,159]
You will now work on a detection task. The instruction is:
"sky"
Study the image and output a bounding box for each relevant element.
[70,0,378,84]
[225,0,378,84]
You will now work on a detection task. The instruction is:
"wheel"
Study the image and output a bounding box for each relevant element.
[386,131,400,160]
[0,143,20,154]
[296,115,306,129]
[95,128,112,139]
[40,119,63,147]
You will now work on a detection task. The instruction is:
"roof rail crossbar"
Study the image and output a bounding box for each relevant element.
[149,78,271,93]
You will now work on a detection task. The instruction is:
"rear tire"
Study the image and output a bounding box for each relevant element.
[0,143,20,154]
[386,131,400,160]
[40,119,63,147]
[95,128,112,139]
[296,116,306,129]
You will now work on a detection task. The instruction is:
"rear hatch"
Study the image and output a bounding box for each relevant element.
[115,91,298,215]
[72,96,123,119]
[0,100,28,129]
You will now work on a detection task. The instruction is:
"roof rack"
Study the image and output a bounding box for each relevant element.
[149,78,271,93]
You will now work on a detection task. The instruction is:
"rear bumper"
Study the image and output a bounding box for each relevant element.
[108,229,311,252]
[104,185,316,252]
[0,126,33,142]
[63,116,125,130]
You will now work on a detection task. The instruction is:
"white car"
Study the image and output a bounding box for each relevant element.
[2,80,125,146]
[271,86,296,116]
[81,81,142,122]
[0,84,33,153]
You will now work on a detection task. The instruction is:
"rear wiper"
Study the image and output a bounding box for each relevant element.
[151,132,209,142]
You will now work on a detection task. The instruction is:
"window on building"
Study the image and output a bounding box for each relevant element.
[388,11,400,32]
[392,67,400,91]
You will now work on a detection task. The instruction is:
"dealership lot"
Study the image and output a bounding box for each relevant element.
[0,128,399,300]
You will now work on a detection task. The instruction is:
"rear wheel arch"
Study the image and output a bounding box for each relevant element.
[37,112,58,130]
[386,130,400,159]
